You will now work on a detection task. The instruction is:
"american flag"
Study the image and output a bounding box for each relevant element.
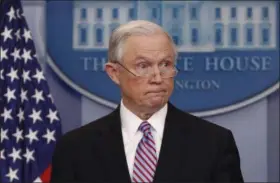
[0,0,62,182]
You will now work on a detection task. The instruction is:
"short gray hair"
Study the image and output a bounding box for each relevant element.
[108,20,177,62]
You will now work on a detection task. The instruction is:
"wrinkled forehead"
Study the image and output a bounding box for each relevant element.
[123,34,175,62]
[133,48,174,61]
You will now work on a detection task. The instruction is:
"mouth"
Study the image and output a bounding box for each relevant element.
[146,90,166,95]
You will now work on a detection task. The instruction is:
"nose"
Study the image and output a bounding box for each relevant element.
[150,66,163,83]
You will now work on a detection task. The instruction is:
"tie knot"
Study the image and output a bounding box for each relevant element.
[139,121,152,134]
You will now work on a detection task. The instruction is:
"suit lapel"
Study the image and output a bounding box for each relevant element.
[153,102,193,182]
[100,106,131,182]
[99,102,195,182]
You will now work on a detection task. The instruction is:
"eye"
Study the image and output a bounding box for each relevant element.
[137,62,149,69]
[160,61,172,67]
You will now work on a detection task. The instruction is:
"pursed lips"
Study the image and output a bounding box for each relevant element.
[146,89,166,94]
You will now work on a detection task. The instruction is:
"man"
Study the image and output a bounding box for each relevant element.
[50,20,244,182]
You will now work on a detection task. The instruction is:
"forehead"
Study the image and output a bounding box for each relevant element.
[123,33,174,61]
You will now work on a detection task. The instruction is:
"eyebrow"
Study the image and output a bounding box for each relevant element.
[134,56,173,62]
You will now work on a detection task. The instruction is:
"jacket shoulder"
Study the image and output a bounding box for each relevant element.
[56,110,116,147]
[169,103,231,136]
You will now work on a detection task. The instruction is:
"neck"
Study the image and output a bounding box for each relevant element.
[122,99,163,121]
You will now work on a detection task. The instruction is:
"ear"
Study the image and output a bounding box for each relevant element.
[105,62,120,85]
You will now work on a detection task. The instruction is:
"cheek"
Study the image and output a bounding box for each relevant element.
[163,80,174,98]
[122,78,144,96]
[163,78,174,89]
[168,80,174,91]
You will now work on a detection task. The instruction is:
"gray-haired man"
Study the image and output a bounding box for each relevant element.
[51,20,244,183]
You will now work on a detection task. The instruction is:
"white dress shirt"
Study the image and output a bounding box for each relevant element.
[120,100,167,179]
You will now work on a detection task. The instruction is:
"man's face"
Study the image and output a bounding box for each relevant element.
[117,33,175,110]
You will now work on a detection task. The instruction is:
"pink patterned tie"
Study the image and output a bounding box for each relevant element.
[132,121,158,183]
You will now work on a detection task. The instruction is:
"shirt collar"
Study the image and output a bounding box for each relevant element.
[120,99,167,140]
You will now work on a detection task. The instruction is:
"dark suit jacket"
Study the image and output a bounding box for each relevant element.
[50,102,244,182]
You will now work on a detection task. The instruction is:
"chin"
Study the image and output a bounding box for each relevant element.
[146,97,166,109]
